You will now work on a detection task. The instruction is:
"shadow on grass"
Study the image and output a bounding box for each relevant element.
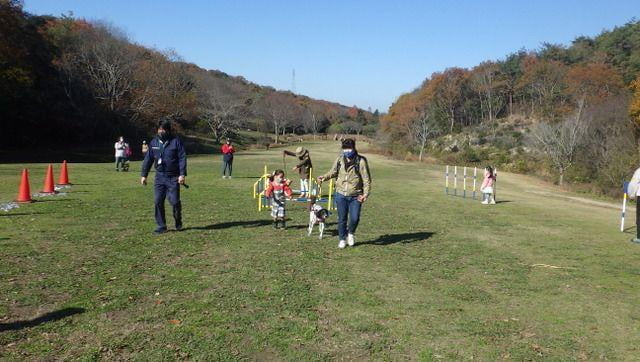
[495,200,513,204]
[34,198,74,203]
[287,222,337,230]
[224,176,262,179]
[0,212,44,217]
[0,307,85,332]
[357,231,435,247]
[184,219,273,230]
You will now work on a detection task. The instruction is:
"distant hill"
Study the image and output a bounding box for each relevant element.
[380,19,640,195]
[0,1,376,150]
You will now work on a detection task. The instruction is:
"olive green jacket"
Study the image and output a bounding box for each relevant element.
[321,154,371,197]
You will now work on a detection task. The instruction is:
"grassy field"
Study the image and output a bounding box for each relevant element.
[1,140,639,360]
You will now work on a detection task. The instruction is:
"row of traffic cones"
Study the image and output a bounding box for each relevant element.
[17,161,71,203]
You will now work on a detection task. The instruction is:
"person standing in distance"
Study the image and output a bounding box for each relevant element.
[221,139,235,179]
[114,136,126,171]
[140,119,187,234]
[317,138,371,248]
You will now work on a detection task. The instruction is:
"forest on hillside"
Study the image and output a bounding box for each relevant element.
[381,19,640,194]
[0,0,377,150]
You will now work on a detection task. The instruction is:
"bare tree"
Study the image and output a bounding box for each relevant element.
[407,110,440,161]
[199,91,248,142]
[528,99,587,185]
[342,120,363,135]
[74,24,137,112]
[471,61,505,123]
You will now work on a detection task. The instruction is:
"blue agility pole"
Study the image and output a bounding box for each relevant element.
[454,166,458,196]
[472,167,477,200]
[463,167,467,198]
[445,165,449,195]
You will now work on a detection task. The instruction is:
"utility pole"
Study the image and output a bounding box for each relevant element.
[291,68,296,94]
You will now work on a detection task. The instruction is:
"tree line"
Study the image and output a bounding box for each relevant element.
[382,19,640,194]
[1,0,376,151]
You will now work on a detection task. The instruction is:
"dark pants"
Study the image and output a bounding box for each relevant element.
[154,173,182,230]
[335,193,362,240]
[115,156,125,170]
[222,156,233,176]
[636,198,640,239]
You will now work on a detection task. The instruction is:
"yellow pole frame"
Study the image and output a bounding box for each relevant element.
[327,179,335,210]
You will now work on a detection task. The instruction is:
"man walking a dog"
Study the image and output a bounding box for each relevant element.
[318,138,371,248]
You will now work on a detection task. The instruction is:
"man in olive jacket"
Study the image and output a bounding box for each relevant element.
[318,138,371,248]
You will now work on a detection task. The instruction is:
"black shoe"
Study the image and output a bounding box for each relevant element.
[273,220,279,229]
[280,221,286,230]
[154,227,168,234]
[175,225,183,232]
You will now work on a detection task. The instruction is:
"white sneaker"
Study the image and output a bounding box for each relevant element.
[490,199,496,205]
[347,234,355,246]
[481,200,489,205]
[338,239,346,249]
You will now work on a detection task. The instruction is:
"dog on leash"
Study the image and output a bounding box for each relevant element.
[308,196,330,239]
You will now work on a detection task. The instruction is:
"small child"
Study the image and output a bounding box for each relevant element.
[481,166,496,205]
[264,169,293,229]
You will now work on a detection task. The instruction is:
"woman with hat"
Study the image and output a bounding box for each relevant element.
[283,146,313,198]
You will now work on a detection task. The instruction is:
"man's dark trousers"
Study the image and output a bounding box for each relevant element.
[154,172,182,230]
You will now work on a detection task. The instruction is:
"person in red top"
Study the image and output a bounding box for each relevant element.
[221,139,235,179]
[264,169,293,229]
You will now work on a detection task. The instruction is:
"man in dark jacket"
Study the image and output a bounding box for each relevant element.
[283,146,312,198]
[141,119,187,234]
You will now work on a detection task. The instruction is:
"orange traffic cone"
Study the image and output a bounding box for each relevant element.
[58,160,70,185]
[42,164,56,194]
[16,169,33,203]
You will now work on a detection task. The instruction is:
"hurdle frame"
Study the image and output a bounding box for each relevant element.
[445,165,479,201]
[253,164,335,211]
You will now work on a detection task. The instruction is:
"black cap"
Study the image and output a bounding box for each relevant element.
[341,138,356,149]
[158,119,172,132]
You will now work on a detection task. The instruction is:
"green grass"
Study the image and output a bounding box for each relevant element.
[1,141,639,360]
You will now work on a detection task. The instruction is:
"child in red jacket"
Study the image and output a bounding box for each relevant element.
[264,169,293,229]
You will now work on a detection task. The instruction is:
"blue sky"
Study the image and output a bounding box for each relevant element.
[25,0,639,112]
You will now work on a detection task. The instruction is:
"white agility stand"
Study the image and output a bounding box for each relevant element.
[621,182,629,232]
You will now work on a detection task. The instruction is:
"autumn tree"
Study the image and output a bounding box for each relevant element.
[470,61,505,123]
[423,68,469,132]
